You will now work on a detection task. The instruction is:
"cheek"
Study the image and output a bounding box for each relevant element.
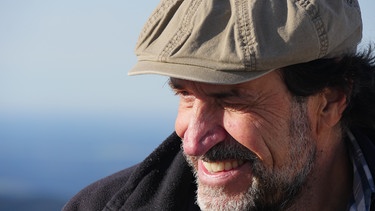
[224,113,289,168]
[224,114,271,162]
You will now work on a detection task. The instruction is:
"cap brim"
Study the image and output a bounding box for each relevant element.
[128,61,274,85]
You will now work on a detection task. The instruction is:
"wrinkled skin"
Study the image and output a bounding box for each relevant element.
[170,71,352,210]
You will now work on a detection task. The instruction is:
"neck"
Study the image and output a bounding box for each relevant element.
[288,132,352,211]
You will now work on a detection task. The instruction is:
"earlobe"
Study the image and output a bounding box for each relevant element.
[320,88,348,127]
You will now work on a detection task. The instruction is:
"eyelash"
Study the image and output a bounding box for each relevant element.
[175,90,189,96]
[173,90,196,103]
[172,88,252,112]
[219,101,245,111]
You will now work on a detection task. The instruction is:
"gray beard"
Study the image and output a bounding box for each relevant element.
[184,98,317,211]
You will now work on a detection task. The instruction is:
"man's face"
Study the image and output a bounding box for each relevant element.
[171,71,318,210]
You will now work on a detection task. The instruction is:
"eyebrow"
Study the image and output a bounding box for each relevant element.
[208,90,241,99]
[168,78,243,99]
[168,79,183,90]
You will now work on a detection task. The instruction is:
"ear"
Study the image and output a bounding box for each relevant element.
[319,88,348,127]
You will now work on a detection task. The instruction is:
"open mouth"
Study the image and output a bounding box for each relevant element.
[197,159,253,189]
[202,160,245,173]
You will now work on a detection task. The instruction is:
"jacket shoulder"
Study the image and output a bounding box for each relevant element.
[62,164,138,211]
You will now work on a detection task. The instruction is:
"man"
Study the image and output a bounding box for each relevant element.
[64,0,375,210]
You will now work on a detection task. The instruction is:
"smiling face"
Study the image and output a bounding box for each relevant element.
[171,71,319,210]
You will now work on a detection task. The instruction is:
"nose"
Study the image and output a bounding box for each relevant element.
[180,99,227,156]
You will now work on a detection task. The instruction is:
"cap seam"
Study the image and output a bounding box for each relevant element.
[137,0,179,47]
[159,0,203,62]
[235,0,256,71]
[137,57,252,71]
[295,0,329,57]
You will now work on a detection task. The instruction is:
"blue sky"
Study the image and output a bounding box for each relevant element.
[0,0,176,117]
[0,0,374,116]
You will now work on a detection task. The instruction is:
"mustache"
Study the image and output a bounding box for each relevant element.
[201,140,258,163]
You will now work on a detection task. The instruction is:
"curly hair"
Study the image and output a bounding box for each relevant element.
[281,45,375,130]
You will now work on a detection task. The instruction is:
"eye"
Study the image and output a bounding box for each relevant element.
[175,90,190,97]
[173,89,196,103]
[219,100,250,112]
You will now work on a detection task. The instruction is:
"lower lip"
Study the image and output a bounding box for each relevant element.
[197,159,252,187]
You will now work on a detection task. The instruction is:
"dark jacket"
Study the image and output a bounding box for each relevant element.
[63,131,375,211]
[63,133,199,211]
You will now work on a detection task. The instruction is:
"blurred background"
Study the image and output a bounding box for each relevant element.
[0,1,374,210]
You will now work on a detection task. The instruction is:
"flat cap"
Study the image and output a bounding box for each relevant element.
[129,0,362,84]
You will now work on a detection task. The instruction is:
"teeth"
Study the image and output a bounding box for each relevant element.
[203,160,244,173]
